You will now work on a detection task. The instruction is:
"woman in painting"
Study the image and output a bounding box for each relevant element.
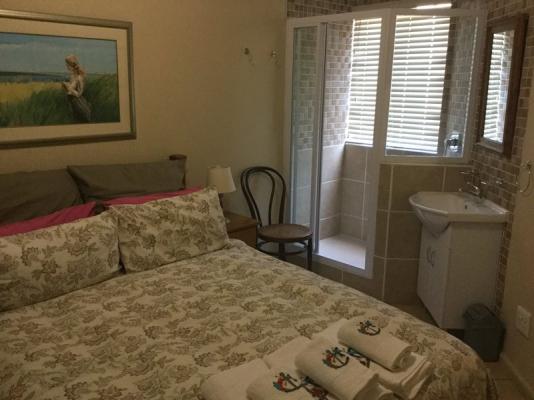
[62,55,92,123]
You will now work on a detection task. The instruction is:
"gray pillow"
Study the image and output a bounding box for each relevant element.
[0,169,83,225]
[68,160,185,202]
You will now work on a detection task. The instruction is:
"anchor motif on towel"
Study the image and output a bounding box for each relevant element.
[346,346,371,368]
[303,377,330,400]
[273,372,302,392]
[358,320,381,336]
[322,346,349,369]
[273,373,329,399]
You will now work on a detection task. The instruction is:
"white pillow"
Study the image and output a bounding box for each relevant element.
[112,187,229,272]
[0,211,120,312]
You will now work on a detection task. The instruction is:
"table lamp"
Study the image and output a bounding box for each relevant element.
[207,166,236,219]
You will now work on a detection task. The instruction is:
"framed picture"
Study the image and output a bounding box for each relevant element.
[0,9,135,148]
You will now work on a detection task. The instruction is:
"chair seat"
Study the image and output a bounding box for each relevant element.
[258,223,312,242]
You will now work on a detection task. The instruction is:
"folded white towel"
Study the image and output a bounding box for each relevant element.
[247,367,333,400]
[200,359,269,400]
[317,319,433,399]
[263,336,311,370]
[338,317,412,371]
[295,336,380,400]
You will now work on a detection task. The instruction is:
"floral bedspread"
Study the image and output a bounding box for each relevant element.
[0,240,497,400]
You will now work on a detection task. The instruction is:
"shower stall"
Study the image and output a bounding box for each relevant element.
[284,6,483,276]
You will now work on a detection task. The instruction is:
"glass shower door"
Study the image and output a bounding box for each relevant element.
[289,26,322,238]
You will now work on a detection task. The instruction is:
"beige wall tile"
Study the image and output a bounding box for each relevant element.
[343,256,385,299]
[340,215,364,239]
[374,210,388,257]
[378,164,391,210]
[390,165,444,211]
[343,144,368,181]
[322,145,345,182]
[319,215,340,239]
[341,179,365,217]
[384,259,419,305]
[320,180,341,219]
[387,212,422,259]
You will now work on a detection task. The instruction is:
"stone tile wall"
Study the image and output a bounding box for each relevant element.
[460,0,534,311]
[340,144,370,240]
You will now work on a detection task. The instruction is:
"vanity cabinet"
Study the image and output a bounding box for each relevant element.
[417,223,503,329]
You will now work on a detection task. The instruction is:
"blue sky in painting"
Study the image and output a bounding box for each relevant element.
[0,32,117,74]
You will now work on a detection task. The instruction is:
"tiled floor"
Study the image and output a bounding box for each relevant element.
[318,234,366,268]
[396,302,528,400]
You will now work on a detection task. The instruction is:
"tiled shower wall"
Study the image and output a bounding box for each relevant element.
[288,0,533,309]
[319,144,371,240]
[340,144,370,240]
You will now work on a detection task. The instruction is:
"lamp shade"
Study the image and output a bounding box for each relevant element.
[207,166,236,194]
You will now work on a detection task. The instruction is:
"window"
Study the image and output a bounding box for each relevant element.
[346,18,381,147]
[346,14,452,156]
[386,15,450,155]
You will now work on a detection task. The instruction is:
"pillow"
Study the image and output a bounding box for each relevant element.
[0,211,120,312]
[0,202,96,237]
[112,187,229,272]
[68,160,186,202]
[102,187,202,207]
[0,169,83,225]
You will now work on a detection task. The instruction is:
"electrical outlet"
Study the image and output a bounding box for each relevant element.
[516,305,531,338]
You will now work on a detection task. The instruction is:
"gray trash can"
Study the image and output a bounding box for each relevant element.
[463,304,505,362]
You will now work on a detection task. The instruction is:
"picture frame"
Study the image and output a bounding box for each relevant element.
[0,9,136,148]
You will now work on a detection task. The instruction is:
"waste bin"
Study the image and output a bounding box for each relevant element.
[463,304,505,362]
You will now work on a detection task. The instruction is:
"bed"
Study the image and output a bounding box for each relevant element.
[0,157,497,400]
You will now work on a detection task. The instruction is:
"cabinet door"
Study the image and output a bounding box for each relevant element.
[417,228,450,326]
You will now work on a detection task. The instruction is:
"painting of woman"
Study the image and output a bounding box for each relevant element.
[61,55,92,122]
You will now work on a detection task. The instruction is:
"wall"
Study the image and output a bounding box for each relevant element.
[340,144,370,240]
[0,0,286,215]
[464,0,534,311]
[500,68,534,398]
[374,163,471,304]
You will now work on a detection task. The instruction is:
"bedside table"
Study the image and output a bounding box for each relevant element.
[225,211,257,248]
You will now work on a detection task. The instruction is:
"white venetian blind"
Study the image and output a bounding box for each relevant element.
[483,32,511,142]
[346,18,382,146]
[386,15,450,155]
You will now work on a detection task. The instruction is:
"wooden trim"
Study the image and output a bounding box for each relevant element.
[169,154,187,188]
[477,14,529,158]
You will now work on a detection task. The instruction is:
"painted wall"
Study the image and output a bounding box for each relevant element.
[500,76,534,397]
[0,0,286,214]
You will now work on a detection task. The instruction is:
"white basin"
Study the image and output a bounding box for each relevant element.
[409,192,509,235]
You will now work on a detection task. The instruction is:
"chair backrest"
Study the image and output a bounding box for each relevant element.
[240,166,286,227]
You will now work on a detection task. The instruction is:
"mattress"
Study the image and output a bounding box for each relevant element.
[0,240,497,399]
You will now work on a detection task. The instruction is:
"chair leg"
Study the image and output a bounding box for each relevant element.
[307,238,313,271]
[279,243,287,261]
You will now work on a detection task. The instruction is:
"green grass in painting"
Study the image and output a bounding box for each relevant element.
[0,74,120,127]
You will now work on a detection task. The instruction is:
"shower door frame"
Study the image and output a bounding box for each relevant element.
[284,7,485,279]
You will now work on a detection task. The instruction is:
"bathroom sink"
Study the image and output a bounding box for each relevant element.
[409,192,509,235]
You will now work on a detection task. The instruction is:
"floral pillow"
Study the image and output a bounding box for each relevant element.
[0,211,120,312]
[112,187,229,272]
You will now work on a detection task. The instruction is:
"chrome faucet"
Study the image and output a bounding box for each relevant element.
[460,170,487,200]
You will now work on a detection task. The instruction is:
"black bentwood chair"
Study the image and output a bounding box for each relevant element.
[240,166,313,270]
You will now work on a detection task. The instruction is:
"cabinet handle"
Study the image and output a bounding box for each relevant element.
[429,249,436,267]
